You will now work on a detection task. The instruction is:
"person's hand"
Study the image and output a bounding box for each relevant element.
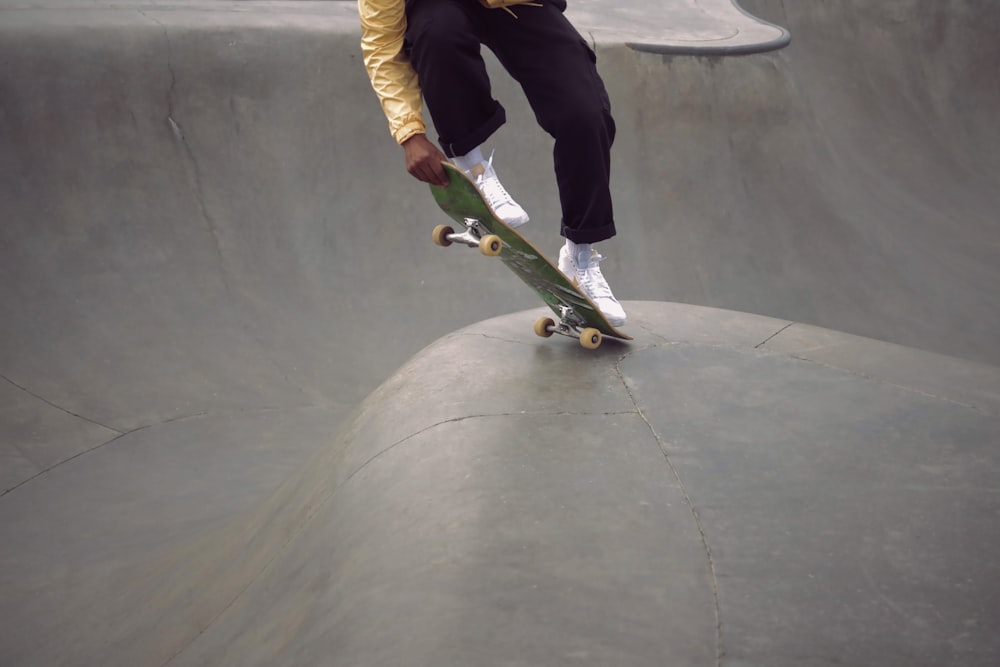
[402,134,449,187]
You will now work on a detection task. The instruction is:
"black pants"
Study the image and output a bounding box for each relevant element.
[405,0,616,243]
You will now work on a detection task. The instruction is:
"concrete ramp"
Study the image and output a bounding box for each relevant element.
[1,1,999,666]
[165,303,1000,667]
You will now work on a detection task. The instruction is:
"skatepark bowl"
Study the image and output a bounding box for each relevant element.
[2,1,999,665]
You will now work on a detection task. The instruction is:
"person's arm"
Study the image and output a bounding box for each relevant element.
[358,0,447,185]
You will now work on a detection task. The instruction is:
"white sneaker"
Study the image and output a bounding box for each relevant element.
[559,247,627,327]
[557,244,577,278]
[465,154,530,228]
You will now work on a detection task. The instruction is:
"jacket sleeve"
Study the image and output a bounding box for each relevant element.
[358,0,426,145]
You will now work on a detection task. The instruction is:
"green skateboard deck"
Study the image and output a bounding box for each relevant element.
[430,162,631,349]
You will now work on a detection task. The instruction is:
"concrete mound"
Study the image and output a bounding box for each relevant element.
[164,302,1000,666]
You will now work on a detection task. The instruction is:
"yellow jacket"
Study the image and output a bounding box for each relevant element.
[358,0,541,145]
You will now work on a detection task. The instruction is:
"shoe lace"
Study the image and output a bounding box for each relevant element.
[577,254,615,300]
[475,151,515,210]
[488,1,543,18]
[479,179,513,210]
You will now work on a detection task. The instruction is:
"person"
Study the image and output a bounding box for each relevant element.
[358,0,626,326]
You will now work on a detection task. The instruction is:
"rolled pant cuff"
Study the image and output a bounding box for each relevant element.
[561,221,617,245]
[439,104,506,158]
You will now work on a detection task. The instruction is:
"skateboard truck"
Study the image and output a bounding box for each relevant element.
[533,304,603,350]
[432,216,606,349]
[432,218,503,257]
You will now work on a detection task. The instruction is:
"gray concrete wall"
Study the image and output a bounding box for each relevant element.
[603,0,1000,366]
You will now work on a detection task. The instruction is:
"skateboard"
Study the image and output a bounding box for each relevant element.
[429,162,631,349]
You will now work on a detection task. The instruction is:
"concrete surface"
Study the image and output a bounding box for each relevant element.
[1,1,999,666]
[166,305,1000,667]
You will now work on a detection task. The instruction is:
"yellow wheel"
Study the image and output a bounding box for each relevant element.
[534,317,555,338]
[479,234,502,256]
[580,328,602,350]
[432,224,454,247]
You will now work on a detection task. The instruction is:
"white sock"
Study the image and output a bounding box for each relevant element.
[452,146,486,172]
[565,240,593,270]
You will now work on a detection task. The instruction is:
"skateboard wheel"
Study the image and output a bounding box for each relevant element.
[432,224,454,247]
[534,317,555,338]
[579,328,602,350]
[479,234,502,256]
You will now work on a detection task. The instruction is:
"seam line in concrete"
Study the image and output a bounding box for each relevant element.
[614,345,725,666]
[755,321,797,349]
